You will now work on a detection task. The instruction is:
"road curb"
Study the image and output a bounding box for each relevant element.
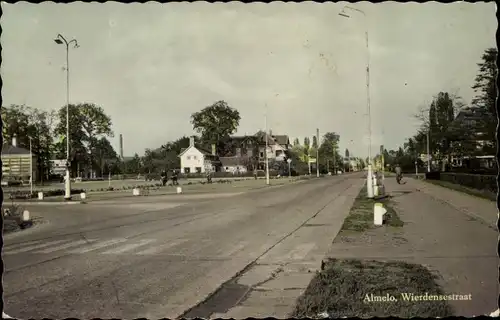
[11,201,82,206]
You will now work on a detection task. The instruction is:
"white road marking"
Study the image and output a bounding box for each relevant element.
[5,239,70,254]
[69,238,128,254]
[102,239,156,254]
[3,239,44,251]
[135,239,188,255]
[38,239,94,253]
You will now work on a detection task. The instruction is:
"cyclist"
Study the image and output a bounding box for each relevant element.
[395,163,403,184]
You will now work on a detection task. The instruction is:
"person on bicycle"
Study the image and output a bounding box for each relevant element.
[395,164,402,183]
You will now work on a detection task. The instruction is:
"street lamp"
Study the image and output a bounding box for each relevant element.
[54,33,79,200]
[338,5,374,198]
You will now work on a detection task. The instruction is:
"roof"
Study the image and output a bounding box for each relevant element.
[270,135,290,146]
[219,156,249,167]
[179,145,215,157]
[2,144,31,155]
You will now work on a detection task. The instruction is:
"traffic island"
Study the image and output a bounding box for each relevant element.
[340,186,403,232]
[292,258,454,318]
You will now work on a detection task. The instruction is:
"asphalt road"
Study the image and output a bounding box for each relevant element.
[3,173,362,319]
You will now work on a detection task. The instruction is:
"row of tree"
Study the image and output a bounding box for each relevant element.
[2,103,117,181]
[374,47,497,173]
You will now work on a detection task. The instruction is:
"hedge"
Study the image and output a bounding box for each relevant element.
[439,173,497,194]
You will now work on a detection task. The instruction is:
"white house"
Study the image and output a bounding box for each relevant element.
[178,137,217,174]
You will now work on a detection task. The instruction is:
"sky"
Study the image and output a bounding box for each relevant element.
[1,1,497,158]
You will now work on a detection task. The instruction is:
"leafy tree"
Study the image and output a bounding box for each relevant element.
[293,138,300,146]
[54,103,113,176]
[345,148,350,158]
[2,104,56,182]
[312,136,318,149]
[318,132,341,172]
[471,47,497,148]
[190,100,240,156]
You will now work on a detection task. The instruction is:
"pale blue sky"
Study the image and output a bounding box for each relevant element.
[1,1,496,157]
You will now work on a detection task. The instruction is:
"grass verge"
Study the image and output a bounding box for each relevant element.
[293,258,454,318]
[341,186,403,232]
[423,179,496,202]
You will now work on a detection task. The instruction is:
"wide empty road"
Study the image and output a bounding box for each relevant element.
[3,174,362,319]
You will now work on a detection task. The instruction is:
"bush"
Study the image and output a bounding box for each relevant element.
[440,173,497,193]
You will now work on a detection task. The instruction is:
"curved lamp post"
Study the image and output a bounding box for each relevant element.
[54,34,79,200]
[339,6,374,198]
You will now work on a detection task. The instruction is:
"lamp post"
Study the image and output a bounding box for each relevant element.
[316,128,320,177]
[339,5,374,198]
[54,34,79,200]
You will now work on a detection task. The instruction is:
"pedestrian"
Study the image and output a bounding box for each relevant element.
[172,169,179,186]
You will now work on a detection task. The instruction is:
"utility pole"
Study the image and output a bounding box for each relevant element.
[29,137,33,195]
[264,105,270,185]
[427,129,431,172]
[316,128,320,177]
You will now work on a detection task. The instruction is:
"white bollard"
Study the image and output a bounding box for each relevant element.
[373,203,387,226]
[176,186,182,194]
[38,192,44,200]
[132,188,141,196]
[80,192,86,200]
[22,210,30,222]
[374,184,379,197]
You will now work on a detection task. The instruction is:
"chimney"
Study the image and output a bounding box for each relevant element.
[269,129,273,137]
[189,136,195,147]
[211,144,216,156]
[12,134,17,147]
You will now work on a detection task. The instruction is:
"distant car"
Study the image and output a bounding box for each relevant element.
[279,168,298,177]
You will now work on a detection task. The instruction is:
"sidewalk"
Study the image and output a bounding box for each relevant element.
[403,177,498,228]
[327,177,498,317]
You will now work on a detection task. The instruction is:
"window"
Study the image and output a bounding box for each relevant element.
[196,167,202,173]
[225,167,229,170]
[260,152,264,158]
[184,167,190,173]
[187,156,191,160]
[193,156,197,160]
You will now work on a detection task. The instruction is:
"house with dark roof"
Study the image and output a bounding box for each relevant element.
[178,137,219,174]
[224,131,291,170]
[2,135,37,181]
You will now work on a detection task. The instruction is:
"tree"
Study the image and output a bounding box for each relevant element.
[190,100,241,156]
[471,47,497,147]
[345,148,350,158]
[312,136,318,149]
[293,138,300,146]
[91,137,118,176]
[318,132,340,172]
[54,103,114,176]
[2,104,56,182]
